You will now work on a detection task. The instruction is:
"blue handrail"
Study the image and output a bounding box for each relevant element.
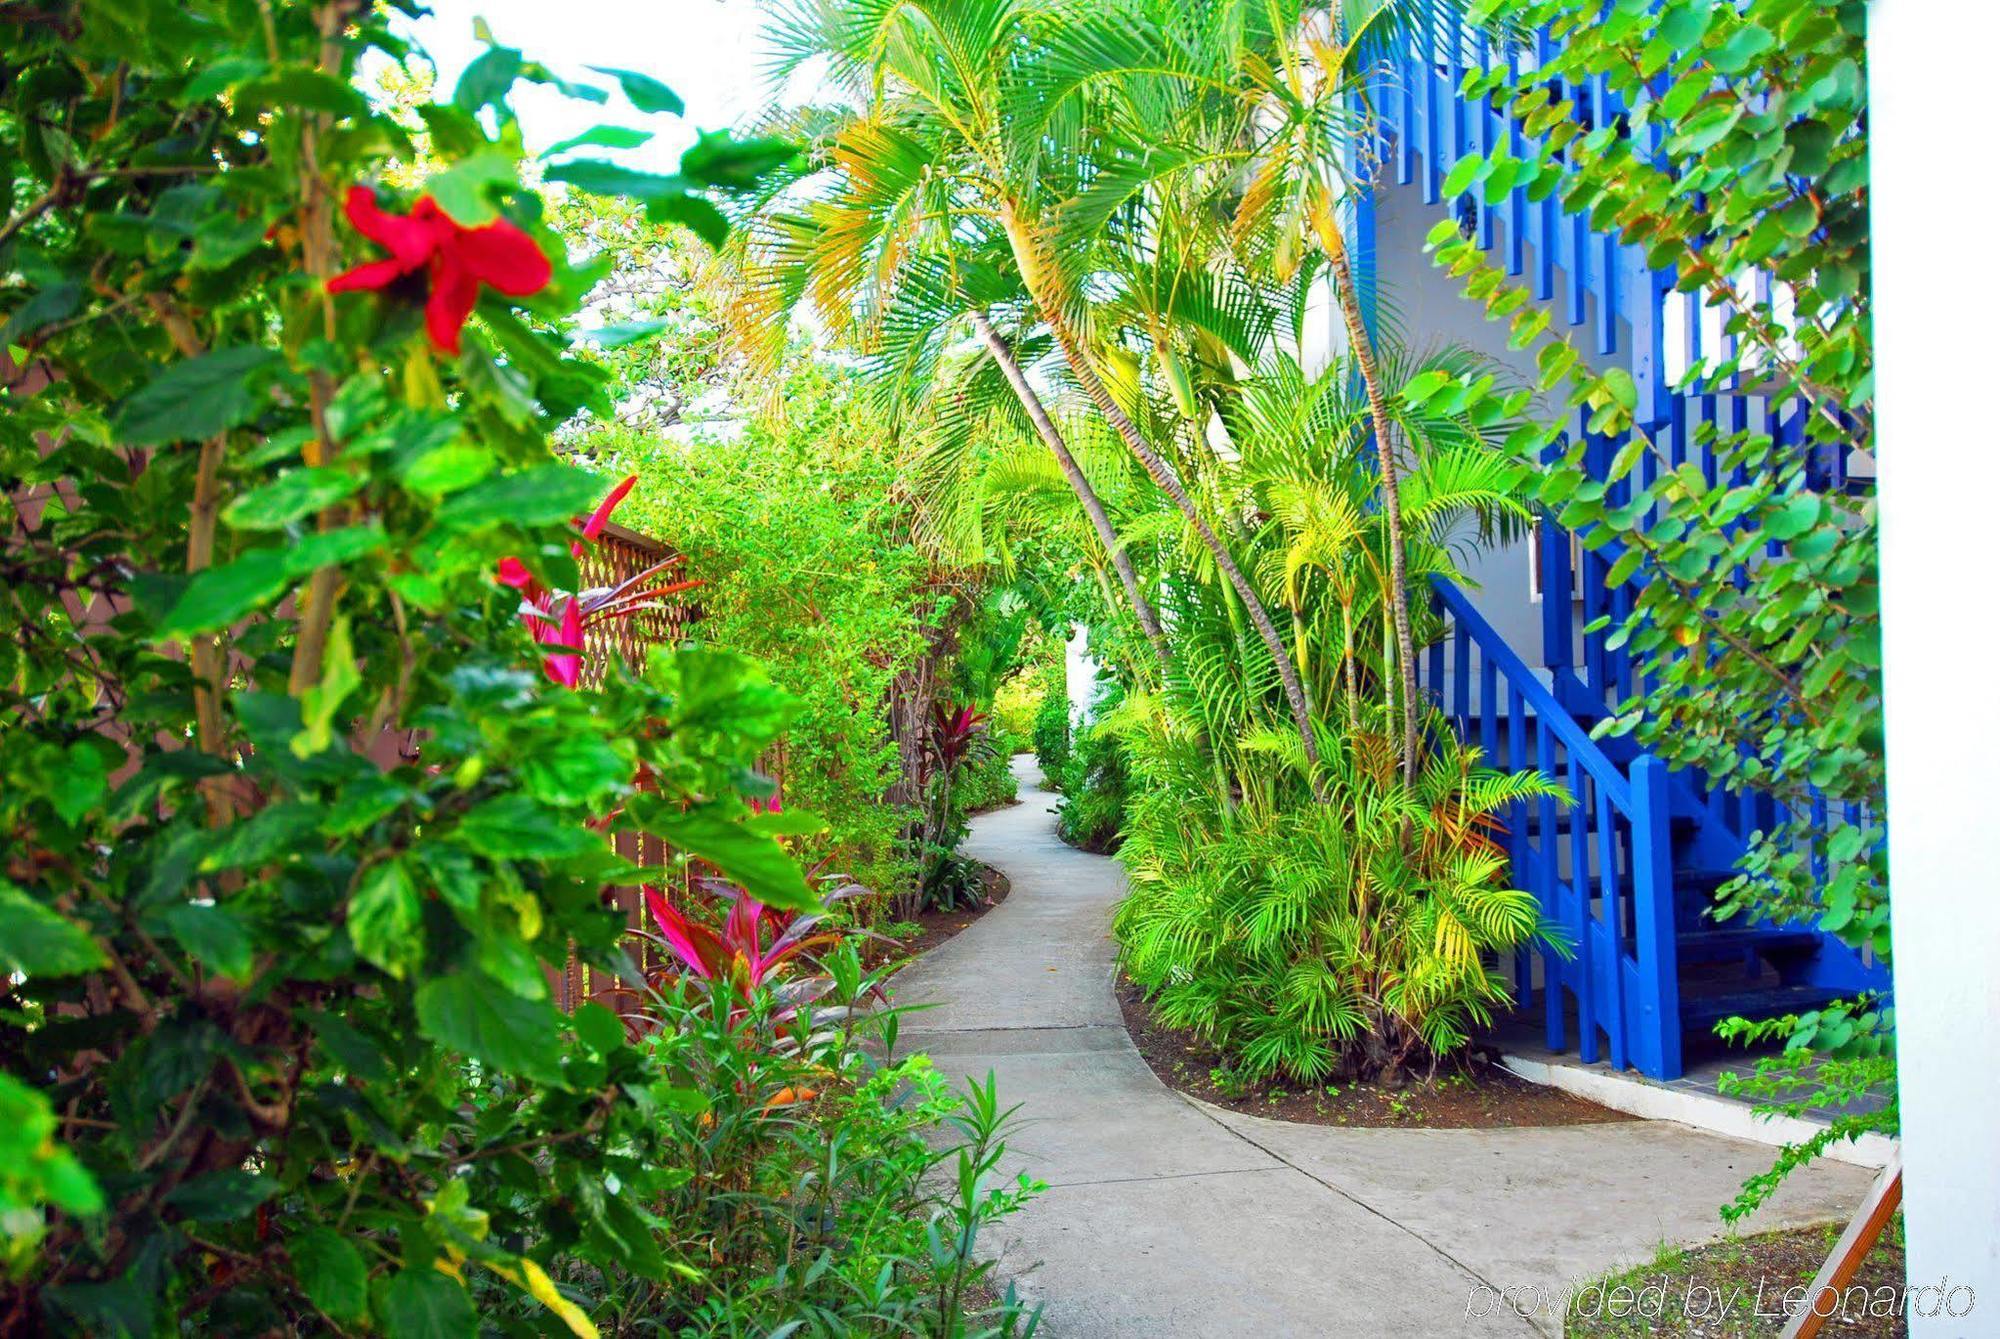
[1429,577,1630,813]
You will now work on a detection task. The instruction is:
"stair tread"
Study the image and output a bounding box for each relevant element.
[1676,926,1820,963]
[1679,984,1844,1027]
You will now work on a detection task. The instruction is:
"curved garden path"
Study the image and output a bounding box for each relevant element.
[891,756,1873,1337]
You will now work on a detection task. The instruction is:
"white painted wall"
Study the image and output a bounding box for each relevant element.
[1871,1,2000,1325]
[1064,623,1099,726]
[1369,172,1630,679]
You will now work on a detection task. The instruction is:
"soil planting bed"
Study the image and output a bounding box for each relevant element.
[883,862,1011,963]
[1118,975,1631,1128]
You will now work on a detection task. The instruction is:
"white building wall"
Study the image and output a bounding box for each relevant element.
[1368,172,1632,677]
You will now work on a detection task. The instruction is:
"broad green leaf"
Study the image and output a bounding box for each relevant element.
[631,802,819,913]
[645,194,728,247]
[237,68,368,117]
[435,465,604,532]
[540,125,654,159]
[455,796,603,858]
[48,741,108,825]
[0,1074,103,1215]
[0,881,106,977]
[398,442,492,495]
[165,1169,277,1221]
[586,66,684,115]
[114,347,279,446]
[293,616,363,759]
[678,130,797,191]
[544,160,689,200]
[520,735,629,806]
[377,1269,478,1339]
[582,320,672,350]
[222,467,361,531]
[425,151,521,227]
[453,44,523,116]
[348,857,422,979]
[290,1228,368,1323]
[415,973,567,1086]
[156,524,387,638]
[1401,369,1452,406]
[163,903,255,981]
[200,801,322,871]
[572,1001,627,1056]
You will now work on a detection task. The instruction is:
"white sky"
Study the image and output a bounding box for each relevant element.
[398,0,796,171]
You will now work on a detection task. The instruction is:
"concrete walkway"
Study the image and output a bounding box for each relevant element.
[891,756,1873,1337]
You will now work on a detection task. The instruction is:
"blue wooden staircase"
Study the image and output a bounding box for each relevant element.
[1367,9,1887,1079]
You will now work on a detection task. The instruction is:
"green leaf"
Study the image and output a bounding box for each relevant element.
[0,880,106,977]
[156,524,387,638]
[455,796,603,859]
[544,159,689,200]
[582,319,672,350]
[290,1228,368,1323]
[1710,23,1775,75]
[1600,366,1639,412]
[1440,153,1487,200]
[201,801,322,871]
[348,858,423,980]
[572,1001,627,1056]
[293,616,363,758]
[114,347,280,446]
[632,802,820,913]
[453,44,524,116]
[425,151,521,227]
[236,68,369,118]
[1401,369,1452,406]
[646,194,729,247]
[166,1169,277,1222]
[0,1074,103,1216]
[678,130,797,191]
[164,903,255,981]
[49,741,108,825]
[415,973,567,1086]
[586,66,685,115]
[1658,0,1712,50]
[222,467,362,531]
[540,125,654,159]
[435,465,604,532]
[377,1269,478,1339]
[398,442,492,496]
[520,735,629,806]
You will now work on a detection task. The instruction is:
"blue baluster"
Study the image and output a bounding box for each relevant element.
[1630,756,1681,1079]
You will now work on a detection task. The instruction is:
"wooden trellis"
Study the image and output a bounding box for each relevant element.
[552,522,786,1015]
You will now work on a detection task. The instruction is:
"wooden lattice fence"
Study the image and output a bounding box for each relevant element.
[553,522,786,1015]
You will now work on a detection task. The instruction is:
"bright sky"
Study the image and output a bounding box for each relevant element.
[398,0,801,172]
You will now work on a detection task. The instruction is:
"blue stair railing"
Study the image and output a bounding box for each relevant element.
[1377,8,1887,1077]
[1422,579,1682,1077]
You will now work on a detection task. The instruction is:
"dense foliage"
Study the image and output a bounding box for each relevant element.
[601,359,936,901]
[748,0,1562,1083]
[1116,703,1563,1083]
[0,4,1034,1331]
[1434,0,1887,1203]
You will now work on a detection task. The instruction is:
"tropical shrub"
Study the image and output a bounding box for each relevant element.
[956,735,1021,817]
[1030,693,1071,789]
[1115,705,1567,1084]
[1055,685,1131,853]
[602,360,934,905]
[0,6,1027,1332]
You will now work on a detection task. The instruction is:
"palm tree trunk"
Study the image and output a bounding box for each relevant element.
[971,311,1173,682]
[1318,215,1420,782]
[1000,231,1328,799]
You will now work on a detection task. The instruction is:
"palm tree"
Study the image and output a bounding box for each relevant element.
[752,0,1331,785]
[1038,0,1501,779]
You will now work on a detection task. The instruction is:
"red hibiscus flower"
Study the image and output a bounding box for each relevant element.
[327,185,552,356]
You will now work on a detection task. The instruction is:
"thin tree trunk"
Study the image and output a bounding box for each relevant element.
[1000,218,1328,787]
[1318,214,1420,782]
[970,311,1173,682]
